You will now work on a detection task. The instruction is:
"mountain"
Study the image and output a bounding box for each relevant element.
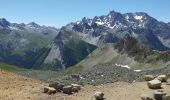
[41,29,97,70]
[53,36,170,85]
[0,18,59,68]
[68,11,170,50]
[1,10,170,71]
[42,10,170,71]
[69,36,170,73]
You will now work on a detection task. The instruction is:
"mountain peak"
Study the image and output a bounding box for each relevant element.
[109,10,116,15]
[27,22,40,28]
[0,18,10,27]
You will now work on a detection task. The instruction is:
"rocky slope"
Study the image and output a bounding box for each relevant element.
[0,18,59,68]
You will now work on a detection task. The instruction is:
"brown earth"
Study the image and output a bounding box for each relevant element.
[0,70,170,100]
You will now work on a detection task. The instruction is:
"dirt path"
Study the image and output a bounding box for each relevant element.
[0,71,170,100]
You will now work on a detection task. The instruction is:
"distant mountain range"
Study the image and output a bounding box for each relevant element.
[42,10,170,70]
[1,10,170,71]
[0,18,59,68]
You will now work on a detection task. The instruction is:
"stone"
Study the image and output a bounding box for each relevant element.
[71,84,81,92]
[49,82,59,89]
[147,79,162,89]
[62,85,73,94]
[49,82,64,91]
[94,91,104,100]
[57,83,64,91]
[163,95,170,100]
[141,94,153,100]
[71,74,81,80]
[154,90,166,100]
[44,87,49,93]
[144,75,155,81]
[157,75,168,82]
[44,87,56,95]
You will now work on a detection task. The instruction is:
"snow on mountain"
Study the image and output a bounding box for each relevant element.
[134,15,143,20]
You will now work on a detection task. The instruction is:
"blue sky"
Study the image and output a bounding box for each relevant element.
[0,0,169,27]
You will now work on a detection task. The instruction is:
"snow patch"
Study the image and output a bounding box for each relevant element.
[115,64,131,69]
[134,15,143,20]
[125,15,129,20]
[76,21,80,24]
[134,70,141,72]
[9,26,20,30]
[95,21,105,25]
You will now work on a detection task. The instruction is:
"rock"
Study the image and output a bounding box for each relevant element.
[94,91,104,100]
[147,79,162,89]
[154,90,166,100]
[49,82,64,91]
[49,82,59,89]
[62,85,73,94]
[144,75,155,81]
[57,83,64,91]
[163,95,170,100]
[44,87,56,95]
[71,84,81,92]
[71,74,81,80]
[157,75,168,82]
[141,94,153,100]
[166,82,170,85]
[44,87,49,93]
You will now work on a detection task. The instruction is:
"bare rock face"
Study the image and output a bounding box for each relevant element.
[156,75,168,82]
[144,75,155,81]
[141,94,154,100]
[154,90,166,100]
[94,91,104,100]
[147,79,162,89]
[44,87,57,95]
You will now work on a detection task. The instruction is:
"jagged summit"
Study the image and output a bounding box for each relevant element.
[27,22,41,28]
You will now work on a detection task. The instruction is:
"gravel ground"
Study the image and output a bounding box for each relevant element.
[52,63,170,85]
[52,64,143,85]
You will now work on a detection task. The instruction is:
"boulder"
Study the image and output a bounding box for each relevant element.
[94,91,104,100]
[49,82,64,91]
[57,83,64,91]
[144,75,155,81]
[44,87,56,95]
[141,94,153,100]
[154,90,166,100]
[62,85,73,94]
[163,95,170,100]
[49,82,59,89]
[44,87,49,93]
[157,75,168,82]
[147,79,162,89]
[71,84,81,92]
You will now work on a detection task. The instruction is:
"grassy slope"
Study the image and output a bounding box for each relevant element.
[0,62,58,81]
[62,42,170,75]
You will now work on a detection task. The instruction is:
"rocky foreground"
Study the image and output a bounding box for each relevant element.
[0,70,170,100]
